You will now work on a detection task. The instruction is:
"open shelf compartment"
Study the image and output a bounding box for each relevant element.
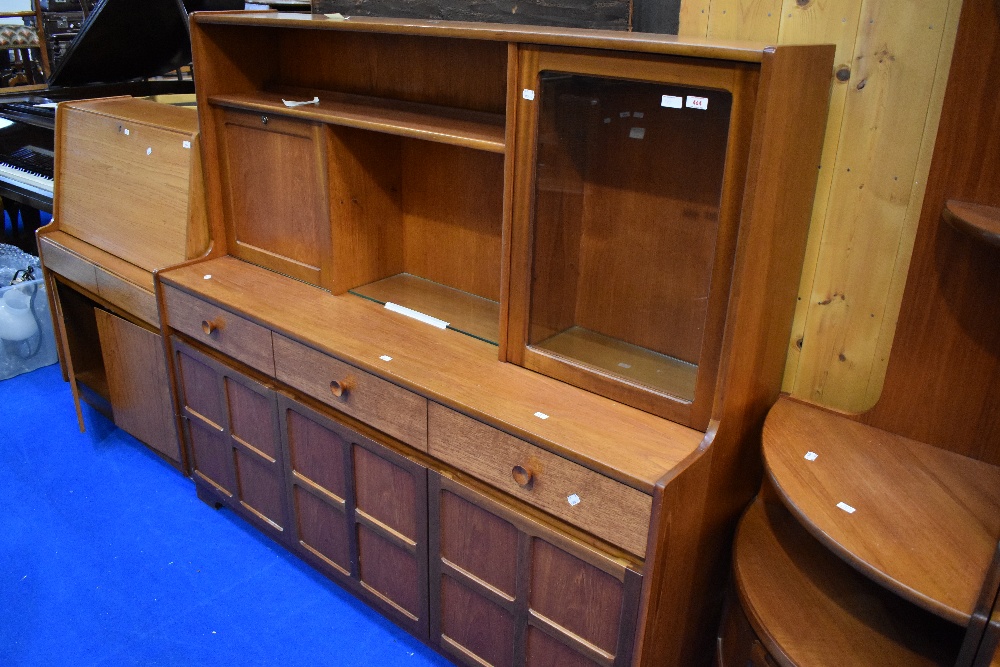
[762,396,1000,625]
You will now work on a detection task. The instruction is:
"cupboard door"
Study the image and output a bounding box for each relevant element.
[279,395,430,638]
[173,339,289,543]
[94,309,180,462]
[217,109,332,289]
[429,473,642,667]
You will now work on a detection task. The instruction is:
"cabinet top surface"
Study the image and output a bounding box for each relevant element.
[160,257,707,493]
[762,396,1000,624]
[58,97,199,135]
[190,11,776,62]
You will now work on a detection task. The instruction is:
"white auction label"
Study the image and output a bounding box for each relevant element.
[686,95,709,110]
[661,95,683,109]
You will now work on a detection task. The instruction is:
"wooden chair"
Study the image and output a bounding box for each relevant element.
[0,2,50,86]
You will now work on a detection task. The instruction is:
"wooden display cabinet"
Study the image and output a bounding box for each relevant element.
[506,46,752,428]
[157,12,835,666]
[37,96,207,467]
[719,1,1000,664]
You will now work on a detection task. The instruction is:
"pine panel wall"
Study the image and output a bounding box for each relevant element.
[680,0,962,411]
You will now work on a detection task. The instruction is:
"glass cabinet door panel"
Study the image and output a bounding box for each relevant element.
[527,73,732,403]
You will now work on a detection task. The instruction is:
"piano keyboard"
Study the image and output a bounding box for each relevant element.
[0,145,54,198]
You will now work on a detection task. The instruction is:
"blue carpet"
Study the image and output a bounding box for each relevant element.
[0,364,453,666]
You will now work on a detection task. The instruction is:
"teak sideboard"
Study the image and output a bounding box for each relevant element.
[55,13,834,667]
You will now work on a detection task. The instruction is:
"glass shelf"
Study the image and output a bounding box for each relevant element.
[350,273,500,345]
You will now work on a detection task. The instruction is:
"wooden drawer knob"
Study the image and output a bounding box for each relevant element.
[511,465,533,488]
[201,318,223,336]
[329,377,355,398]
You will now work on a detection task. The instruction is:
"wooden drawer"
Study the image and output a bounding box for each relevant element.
[273,333,427,450]
[428,402,652,557]
[162,284,275,375]
[39,236,99,293]
[95,268,158,326]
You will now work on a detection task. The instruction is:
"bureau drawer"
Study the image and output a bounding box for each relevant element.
[273,333,428,450]
[162,284,275,375]
[428,402,652,557]
[95,268,158,326]
[39,236,99,293]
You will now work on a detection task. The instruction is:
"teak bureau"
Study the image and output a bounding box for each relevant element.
[57,12,835,667]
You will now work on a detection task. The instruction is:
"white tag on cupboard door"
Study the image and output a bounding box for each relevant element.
[522,89,535,101]
[661,95,683,109]
[686,95,709,110]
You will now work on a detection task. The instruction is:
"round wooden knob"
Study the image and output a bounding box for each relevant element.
[329,377,355,398]
[511,465,533,488]
[201,318,222,336]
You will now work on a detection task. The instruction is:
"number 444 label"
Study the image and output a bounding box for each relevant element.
[661,94,709,110]
[686,95,709,110]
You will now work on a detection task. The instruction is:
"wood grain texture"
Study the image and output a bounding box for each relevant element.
[357,525,422,617]
[273,333,428,450]
[54,99,199,273]
[161,257,704,493]
[787,0,956,410]
[530,538,623,655]
[94,269,158,328]
[708,0,782,42]
[277,392,430,637]
[217,110,331,287]
[94,310,179,462]
[634,42,834,667]
[354,444,420,541]
[733,496,964,666]
[277,29,509,114]
[39,231,154,290]
[439,488,520,596]
[428,402,652,557]
[38,235,99,294]
[401,139,505,301]
[285,405,349,499]
[212,90,506,152]
[763,396,1000,624]
[191,13,770,63]
[162,284,276,376]
[861,0,1000,463]
[428,473,640,667]
[440,575,517,667]
[294,485,351,573]
[773,0,865,393]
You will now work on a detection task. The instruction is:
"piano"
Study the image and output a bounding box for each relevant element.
[0,0,242,252]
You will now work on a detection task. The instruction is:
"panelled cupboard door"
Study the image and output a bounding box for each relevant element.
[277,394,430,638]
[216,109,332,289]
[94,309,180,462]
[173,339,290,544]
[429,472,643,667]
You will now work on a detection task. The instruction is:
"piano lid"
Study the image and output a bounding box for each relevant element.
[48,0,244,88]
